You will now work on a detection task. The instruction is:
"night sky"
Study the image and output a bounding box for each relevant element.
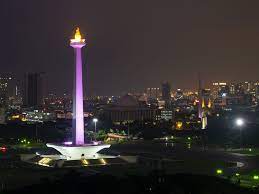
[1,0,259,96]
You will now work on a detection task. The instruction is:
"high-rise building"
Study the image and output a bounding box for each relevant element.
[161,82,171,101]
[160,109,173,121]
[0,107,5,123]
[146,87,160,99]
[23,72,44,108]
[212,82,229,98]
[175,88,183,100]
[244,81,253,93]
[229,83,235,95]
[0,74,13,107]
[255,82,259,100]
[234,83,245,96]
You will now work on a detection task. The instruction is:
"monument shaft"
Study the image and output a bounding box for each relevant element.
[70,28,86,145]
[74,47,84,144]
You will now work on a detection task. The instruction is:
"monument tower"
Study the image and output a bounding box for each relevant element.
[46,28,110,160]
[70,28,85,145]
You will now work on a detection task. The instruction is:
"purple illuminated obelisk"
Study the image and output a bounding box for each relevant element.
[70,27,86,145]
[45,28,110,161]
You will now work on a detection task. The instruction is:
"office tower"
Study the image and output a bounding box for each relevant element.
[244,81,253,93]
[212,82,229,98]
[24,72,44,108]
[229,83,235,95]
[0,74,13,107]
[235,83,245,96]
[255,82,259,100]
[175,88,183,100]
[146,87,160,99]
[161,81,171,101]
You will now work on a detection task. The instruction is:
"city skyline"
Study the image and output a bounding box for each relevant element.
[3,73,259,98]
[2,2,259,192]
[2,1,259,95]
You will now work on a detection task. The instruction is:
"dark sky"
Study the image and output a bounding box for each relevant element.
[1,0,259,96]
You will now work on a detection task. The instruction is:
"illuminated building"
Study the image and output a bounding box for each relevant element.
[0,75,13,107]
[24,72,44,108]
[201,98,205,108]
[146,87,160,99]
[201,89,211,108]
[207,98,212,108]
[175,89,183,100]
[160,109,173,121]
[244,81,253,93]
[234,83,245,96]
[161,82,171,101]
[202,116,207,129]
[46,28,110,161]
[200,89,212,129]
[255,82,259,100]
[23,110,55,123]
[212,82,229,99]
[229,83,235,95]
[103,94,157,123]
[198,78,207,129]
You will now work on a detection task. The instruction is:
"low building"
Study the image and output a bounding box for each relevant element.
[102,94,158,124]
[160,110,173,121]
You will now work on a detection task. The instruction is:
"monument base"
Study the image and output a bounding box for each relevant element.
[46,142,111,160]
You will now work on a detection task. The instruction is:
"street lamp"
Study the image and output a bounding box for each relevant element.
[235,118,245,149]
[93,118,98,141]
[236,118,244,127]
[216,169,223,175]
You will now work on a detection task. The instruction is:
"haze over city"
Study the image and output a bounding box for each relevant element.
[2,1,259,193]
[2,0,259,95]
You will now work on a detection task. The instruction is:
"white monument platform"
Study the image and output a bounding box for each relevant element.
[46,142,111,160]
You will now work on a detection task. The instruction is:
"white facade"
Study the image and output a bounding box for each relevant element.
[46,143,111,160]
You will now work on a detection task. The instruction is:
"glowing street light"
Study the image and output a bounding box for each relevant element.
[235,118,245,149]
[216,169,223,175]
[93,118,98,124]
[236,118,244,127]
[93,118,98,141]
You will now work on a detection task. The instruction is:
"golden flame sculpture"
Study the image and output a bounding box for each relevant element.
[71,27,85,43]
[74,28,82,41]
